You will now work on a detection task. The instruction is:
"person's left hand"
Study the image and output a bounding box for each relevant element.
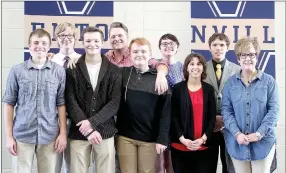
[77,120,93,136]
[155,72,168,95]
[67,56,80,69]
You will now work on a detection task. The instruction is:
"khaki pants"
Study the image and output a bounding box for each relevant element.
[70,137,115,173]
[231,144,276,173]
[56,139,71,173]
[17,141,62,173]
[56,120,71,173]
[116,136,157,173]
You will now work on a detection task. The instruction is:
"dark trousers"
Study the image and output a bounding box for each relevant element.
[213,131,228,173]
[171,147,217,173]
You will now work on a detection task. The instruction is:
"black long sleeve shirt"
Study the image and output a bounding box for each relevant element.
[117,66,171,146]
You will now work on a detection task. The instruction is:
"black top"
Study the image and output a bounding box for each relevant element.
[170,81,217,147]
[65,54,122,140]
[117,66,171,146]
[212,58,226,87]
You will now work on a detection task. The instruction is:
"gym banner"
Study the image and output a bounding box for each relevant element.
[24,1,113,60]
[191,1,275,77]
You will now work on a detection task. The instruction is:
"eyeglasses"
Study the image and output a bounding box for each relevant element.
[58,34,74,39]
[239,53,257,59]
[160,42,177,47]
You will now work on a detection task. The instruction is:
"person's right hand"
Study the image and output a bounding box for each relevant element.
[6,136,17,156]
[214,115,224,132]
[87,131,102,144]
[67,57,80,69]
[236,133,249,145]
[179,136,192,148]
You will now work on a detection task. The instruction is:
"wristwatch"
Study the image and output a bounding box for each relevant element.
[255,132,262,140]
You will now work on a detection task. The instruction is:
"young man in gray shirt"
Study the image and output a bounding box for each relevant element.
[3,28,67,173]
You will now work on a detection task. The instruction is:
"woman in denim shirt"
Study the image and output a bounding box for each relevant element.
[221,37,279,173]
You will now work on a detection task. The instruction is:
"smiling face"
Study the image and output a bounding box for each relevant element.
[57,26,75,49]
[109,27,128,50]
[238,45,258,72]
[187,57,204,79]
[83,32,103,56]
[29,35,50,60]
[209,39,228,62]
[130,43,151,69]
[160,38,178,57]
[235,37,261,73]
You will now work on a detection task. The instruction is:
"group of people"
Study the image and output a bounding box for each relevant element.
[3,21,279,173]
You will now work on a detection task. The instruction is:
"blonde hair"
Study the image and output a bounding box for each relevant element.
[28,28,51,45]
[129,37,152,52]
[54,22,75,38]
[234,36,260,60]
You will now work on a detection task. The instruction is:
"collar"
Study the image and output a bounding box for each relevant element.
[27,57,52,69]
[58,51,78,58]
[112,48,130,61]
[134,65,157,74]
[236,69,263,80]
[212,58,226,68]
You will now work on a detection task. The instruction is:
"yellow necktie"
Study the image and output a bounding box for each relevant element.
[216,64,222,80]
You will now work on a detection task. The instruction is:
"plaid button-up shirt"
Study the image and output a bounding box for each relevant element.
[105,49,168,68]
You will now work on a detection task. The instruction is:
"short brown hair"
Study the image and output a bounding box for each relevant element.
[183,52,207,81]
[81,26,104,41]
[208,33,230,48]
[234,36,260,60]
[109,21,128,36]
[129,37,152,52]
[28,28,51,45]
[158,33,180,48]
[55,22,75,38]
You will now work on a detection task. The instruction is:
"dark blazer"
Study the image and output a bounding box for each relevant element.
[170,81,216,147]
[65,54,122,140]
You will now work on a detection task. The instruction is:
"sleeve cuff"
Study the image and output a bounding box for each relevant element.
[56,99,65,106]
[230,128,241,137]
[88,118,99,131]
[2,95,17,106]
[257,128,266,138]
[156,136,168,146]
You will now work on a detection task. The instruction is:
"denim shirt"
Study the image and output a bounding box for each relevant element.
[2,59,66,144]
[221,70,279,160]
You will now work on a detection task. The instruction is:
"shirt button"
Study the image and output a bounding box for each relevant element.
[93,97,96,100]
[92,109,95,112]
[247,102,249,105]
[246,124,249,126]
